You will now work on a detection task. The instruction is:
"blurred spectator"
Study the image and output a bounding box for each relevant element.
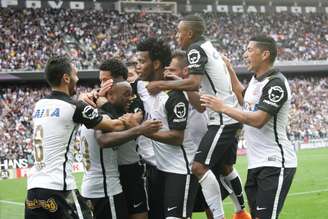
[0,9,328,71]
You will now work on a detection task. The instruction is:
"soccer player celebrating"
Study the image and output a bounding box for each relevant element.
[135,38,199,219]
[25,56,140,219]
[200,36,297,219]
[80,81,161,219]
[146,15,250,219]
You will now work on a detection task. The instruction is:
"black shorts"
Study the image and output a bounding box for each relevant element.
[86,192,128,219]
[245,167,296,219]
[25,188,92,219]
[146,163,164,219]
[194,123,242,168]
[157,170,199,218]
[119,162,148,214]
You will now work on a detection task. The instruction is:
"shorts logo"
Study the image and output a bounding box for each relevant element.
[26,198,58,212]
[174,102,186,119]
[167,206,177,211]
[256,206,267,211]
[82,106,99,120]
[133,201,143,208]
[268,86,284,103]
[188,49,201,64]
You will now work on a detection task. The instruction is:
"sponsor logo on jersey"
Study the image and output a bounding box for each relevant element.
[268,86,284,103]
[187,49,201,64]
[82,106,99,120]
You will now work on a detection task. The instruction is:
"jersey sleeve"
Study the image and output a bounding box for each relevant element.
[257,78,288,115]
[73,101,103,128]
[187,44,208,75]
[128,95,145,114]
[165,92,189,130]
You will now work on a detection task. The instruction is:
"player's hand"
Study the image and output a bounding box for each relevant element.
[79,90,98,107]
[96,96,108,108]
[146,81,162,95]
[221,55,233,69]
[119,112,143,128]
[200,94,225,112]
[164,72,182,81]
[139,120,162,136]
[98,79,113,97]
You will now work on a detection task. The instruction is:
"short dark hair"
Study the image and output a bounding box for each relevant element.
[172,50,187,68]
[99,59,128,80]
[250,35,277,63]
[45,56,72,87]
[181,15,206,37]
[137,38,171,68]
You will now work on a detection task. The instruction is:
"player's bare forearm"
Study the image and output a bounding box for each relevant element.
[187,91,205,112]
[95,127,142,148]
[95,117,126,132]
[145,130,184,146]
[221,106,270,128]
[160,75,202,91]
[226,63,245,105]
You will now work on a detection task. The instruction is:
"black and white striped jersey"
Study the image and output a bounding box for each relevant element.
[79,125,122,198]
[243,69,297,169]
[186,37,239,126]
[27,91,102,191]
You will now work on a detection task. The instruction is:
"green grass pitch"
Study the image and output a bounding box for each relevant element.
[0,148,327,219]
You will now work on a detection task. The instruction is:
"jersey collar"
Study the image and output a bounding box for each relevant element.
[254,68,278,82]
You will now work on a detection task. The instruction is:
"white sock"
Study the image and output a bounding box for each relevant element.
[224,169,245,212]
[199,170,225,219]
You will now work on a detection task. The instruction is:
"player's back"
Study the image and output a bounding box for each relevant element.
[28,93,79,191]
[79,125,122,198]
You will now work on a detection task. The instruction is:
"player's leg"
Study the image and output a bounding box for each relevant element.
[163,171,198,219]
[88,192,128,219]
[192,124,238,219]
[119,162,149,219]
[254,167,296,219]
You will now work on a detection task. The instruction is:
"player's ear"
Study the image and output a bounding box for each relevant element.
[262,50,271,62]
[153,60,161,71]
[62,73,71,84]
[182,66,188,78]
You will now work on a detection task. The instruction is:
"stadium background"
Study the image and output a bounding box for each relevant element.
[0,0,327,218]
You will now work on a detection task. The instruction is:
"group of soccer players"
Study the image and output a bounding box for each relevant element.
[25,14,297,219]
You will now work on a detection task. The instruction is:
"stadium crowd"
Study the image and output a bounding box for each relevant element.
[1,8,328,71]
[0,77,327,162]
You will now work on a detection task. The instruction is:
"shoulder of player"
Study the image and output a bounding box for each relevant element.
[43,91,76,105]
[266,72,288,90]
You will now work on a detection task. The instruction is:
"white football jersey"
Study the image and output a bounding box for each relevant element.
[243,69,297,169]
[117,140,140,166]
[79,125,122,198]
[187,38,239,126]
[28,91,102,191]
[135,80,157,166]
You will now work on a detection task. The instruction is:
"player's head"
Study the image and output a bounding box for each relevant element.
[126,57,139,83]
[176,15,206,49]
[99,59,128,86]
[165,50,188,79]
[136,38,171,81]
[106,81,132,110]
[45,56,78,96]
[244,35,277,72]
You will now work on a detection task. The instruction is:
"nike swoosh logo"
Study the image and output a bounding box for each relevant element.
[195,151,202,154]
[133,202,143,208]
[256,206,267,211]
[167,206,177,211]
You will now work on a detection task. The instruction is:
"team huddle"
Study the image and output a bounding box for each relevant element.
[25,15,297,219]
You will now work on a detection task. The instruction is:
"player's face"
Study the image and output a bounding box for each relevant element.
[99,70,112,87]
[127,65,138,83]
[243,41,264,72]
[68,64,79,96]
[111,85,132,108]
[165,57,183,78]
[136,51,154,81]
[176,21,192,50]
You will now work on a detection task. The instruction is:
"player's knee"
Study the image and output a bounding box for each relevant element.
[191,162,208,178]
